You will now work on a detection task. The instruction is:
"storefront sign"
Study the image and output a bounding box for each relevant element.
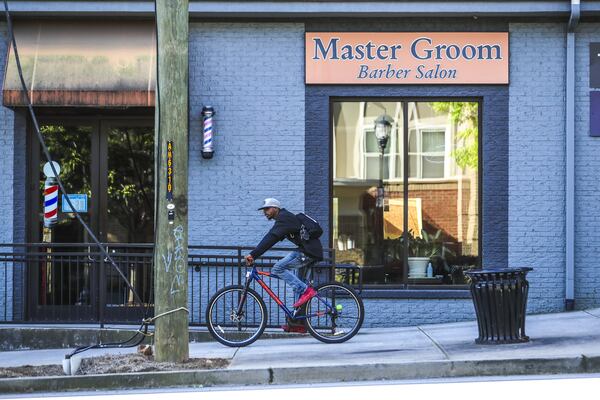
[305,32,509,84]
[62,194,88,213]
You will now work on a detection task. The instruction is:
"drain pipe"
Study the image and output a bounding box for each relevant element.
[565,0,580,311]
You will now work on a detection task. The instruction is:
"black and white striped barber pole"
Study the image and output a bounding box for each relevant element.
[201,106,215,159]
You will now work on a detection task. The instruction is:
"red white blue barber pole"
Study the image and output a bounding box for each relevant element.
[42,162,61,228]
[201,106,215,159]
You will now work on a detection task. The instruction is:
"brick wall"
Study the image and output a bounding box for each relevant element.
[508,23,567,313]
[0,24,15,244]
[386,181,478,254]
[0,23,17,320]
[11,111,26,320]
[364,298,475,327]
[188,23,305,246]
[574,24,600,309]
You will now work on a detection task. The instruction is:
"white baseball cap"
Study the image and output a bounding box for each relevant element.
[258,198,281,210]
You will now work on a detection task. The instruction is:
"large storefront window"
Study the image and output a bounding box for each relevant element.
[333,101,479,286]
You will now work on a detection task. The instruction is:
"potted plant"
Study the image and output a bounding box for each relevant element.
[441,255,478,284]
[403,229,454,278]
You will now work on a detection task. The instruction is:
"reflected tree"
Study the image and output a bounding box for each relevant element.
[107,127,154,243]
[39,125,154,243]
[429,102,479,257]
[429,102,478,170]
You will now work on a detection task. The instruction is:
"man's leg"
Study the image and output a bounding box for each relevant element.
[272,251,308,298]
[272,252,311,332]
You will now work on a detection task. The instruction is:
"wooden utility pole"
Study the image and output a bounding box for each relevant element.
[153,0,189,363]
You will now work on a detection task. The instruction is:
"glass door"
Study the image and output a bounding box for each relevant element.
[28,117,154,322]
[100,120,154,322]
[28,121,99,321]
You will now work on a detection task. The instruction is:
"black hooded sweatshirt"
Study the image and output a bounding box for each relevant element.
[250,208,324,261]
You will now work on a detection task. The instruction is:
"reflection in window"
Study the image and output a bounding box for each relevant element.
[409,129,445,178]
[106,127,155,243]
[37,125,93,306]
[333,101,479,286]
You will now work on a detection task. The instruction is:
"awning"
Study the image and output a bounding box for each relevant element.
[3,21,156,107]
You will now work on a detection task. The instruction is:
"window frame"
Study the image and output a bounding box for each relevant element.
[361,102,404,182]
[330,97,483,291]
[408,127,448,179]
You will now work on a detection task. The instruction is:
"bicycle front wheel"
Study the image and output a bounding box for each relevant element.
[206,285,267,347]
[304,282,364,344]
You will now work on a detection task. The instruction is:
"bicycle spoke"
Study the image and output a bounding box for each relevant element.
[304,283,364,343]
[207,286,267,347]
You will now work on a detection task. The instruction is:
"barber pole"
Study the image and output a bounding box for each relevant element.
[42,161,61,228]
[201,106,215,159]
[44,178,58,227]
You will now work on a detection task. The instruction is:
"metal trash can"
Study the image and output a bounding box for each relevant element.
[465,267,533,344]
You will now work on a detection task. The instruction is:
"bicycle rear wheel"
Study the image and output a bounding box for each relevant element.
[304,282,364,343]
[206,285,267,347]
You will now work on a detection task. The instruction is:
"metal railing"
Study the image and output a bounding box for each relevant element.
[0,243,362,327]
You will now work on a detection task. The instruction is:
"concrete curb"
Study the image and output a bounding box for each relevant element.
[0,328,153,351]
[2,355,600,394]
[0,328,299,351]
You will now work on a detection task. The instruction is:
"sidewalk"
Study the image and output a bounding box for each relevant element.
[1,308,600,393]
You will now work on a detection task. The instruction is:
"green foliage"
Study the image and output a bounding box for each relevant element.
[40,125,154,242]
[430,102,478,170]
[106,127,154,242]
[39,125,93,195]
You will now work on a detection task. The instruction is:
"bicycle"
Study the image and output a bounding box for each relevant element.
[206,261,364,347]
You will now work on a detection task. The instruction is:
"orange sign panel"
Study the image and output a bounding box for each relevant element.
[306,32,509,84]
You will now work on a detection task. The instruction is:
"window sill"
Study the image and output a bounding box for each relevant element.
[355,285,471,299]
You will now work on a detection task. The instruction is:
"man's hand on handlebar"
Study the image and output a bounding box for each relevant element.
[245,254,254,266]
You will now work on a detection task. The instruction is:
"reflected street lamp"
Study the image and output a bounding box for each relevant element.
[374,114,393,208]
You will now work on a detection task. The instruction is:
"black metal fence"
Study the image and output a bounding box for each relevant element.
[0,243,361,327]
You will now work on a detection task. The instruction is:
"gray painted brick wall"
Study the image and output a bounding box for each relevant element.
[188,23,305,247]
[508,23,567,313]
[13,111,26,246]
[10,111,26,320]
[0,24,14,244]
[363,298,475,328]
[574,23,600,310]
[0,23,17,320]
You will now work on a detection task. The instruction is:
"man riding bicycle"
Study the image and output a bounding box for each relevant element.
[245,198,324,332]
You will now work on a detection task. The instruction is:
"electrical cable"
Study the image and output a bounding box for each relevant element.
[2,0,158,357]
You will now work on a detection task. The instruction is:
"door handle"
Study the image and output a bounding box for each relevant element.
[87,245,97,262]
[104,248,115,262]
